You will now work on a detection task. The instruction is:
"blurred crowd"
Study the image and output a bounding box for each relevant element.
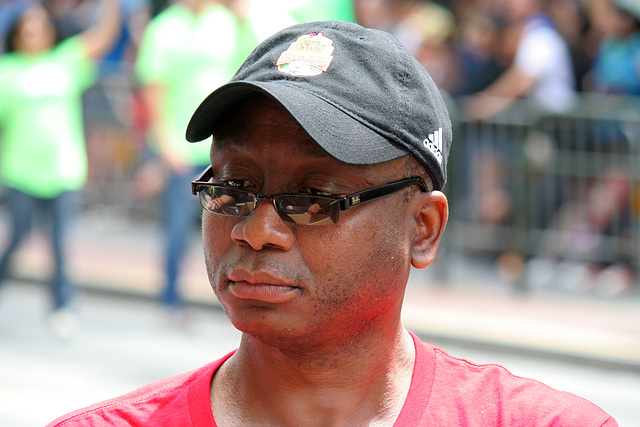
[3,0,639,101]
[358,0,640,98]
[2,0,639,192]
[2,0,638,174]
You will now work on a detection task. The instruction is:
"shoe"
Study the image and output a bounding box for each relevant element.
[48,309,79,341]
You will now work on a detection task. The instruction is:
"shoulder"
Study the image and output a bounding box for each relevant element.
[414,338,616,426]
[45,361,220,427]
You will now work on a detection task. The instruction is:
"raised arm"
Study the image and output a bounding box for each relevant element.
[80,0,122,61]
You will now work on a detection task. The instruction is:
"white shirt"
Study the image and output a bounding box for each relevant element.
[515,15,576,112]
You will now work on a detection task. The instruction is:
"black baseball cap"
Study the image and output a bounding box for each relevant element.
[186,21,452,190]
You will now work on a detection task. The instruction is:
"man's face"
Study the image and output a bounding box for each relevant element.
[202,97,419,350]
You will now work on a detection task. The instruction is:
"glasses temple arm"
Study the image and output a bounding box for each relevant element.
[341,177,426,209]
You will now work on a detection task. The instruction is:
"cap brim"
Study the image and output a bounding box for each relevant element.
[186,81,408,165]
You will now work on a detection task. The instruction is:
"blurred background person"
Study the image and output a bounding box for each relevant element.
[459,0,577,226]
[353,0,391,29]
[134,0,247,322]
[544,0,592,93]
[585,0,640,95]
[0,0,121,339]
[450,10,507,96]
[523,0,640,294]
[464,0,577,118]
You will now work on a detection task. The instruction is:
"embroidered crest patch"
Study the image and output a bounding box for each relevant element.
[276,32,335,76]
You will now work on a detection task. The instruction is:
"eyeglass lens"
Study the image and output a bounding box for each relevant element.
[198,186,340,225]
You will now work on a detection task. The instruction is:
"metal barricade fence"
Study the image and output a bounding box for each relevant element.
[444,95,640,292]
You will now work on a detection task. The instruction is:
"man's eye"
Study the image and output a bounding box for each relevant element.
[220,179,250,189]
[300,187,334,196]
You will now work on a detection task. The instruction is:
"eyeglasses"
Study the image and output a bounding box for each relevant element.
[191,166,428,226]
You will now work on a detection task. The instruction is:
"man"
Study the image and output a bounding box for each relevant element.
[48,21,616,426]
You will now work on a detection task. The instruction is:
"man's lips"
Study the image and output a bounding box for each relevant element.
[227,270,299,303]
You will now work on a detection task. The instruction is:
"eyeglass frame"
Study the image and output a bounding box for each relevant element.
[191,165,430,225]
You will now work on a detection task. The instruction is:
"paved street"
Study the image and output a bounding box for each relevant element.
[0,280,240,426]
[1,280,639,426]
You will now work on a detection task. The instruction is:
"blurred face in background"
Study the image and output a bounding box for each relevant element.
[501,0,539,23]
[12,6,56,55]
[354,0,392,30]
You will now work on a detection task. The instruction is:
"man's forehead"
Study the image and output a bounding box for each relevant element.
[212,96,332,160]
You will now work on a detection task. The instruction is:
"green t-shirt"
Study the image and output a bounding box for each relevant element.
[0,37,96,199]
[135,3,245,166]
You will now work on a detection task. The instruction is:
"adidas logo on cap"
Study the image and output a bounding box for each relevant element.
[423,128,443,164]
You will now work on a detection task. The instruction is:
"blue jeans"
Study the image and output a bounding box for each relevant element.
[0,189,78,310]
[161,167,203,308]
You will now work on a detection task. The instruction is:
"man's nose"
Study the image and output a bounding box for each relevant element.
[230,199,295,251]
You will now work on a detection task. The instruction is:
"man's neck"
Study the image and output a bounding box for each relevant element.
[211,327,416,426]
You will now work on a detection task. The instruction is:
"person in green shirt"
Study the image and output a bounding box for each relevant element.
[0,0,121,339]
[135,0,248,317]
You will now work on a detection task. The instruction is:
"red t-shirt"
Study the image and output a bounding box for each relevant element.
[48,332,617,426]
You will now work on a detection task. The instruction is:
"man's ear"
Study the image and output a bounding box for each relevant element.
[411,191,448,269]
